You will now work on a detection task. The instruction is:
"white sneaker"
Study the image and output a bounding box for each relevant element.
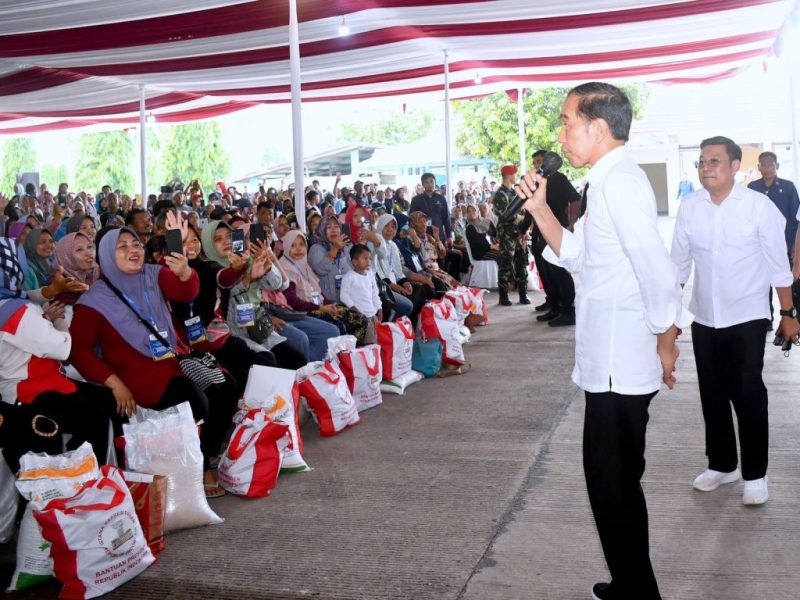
[692,468,741,492]
[742,477,769,505]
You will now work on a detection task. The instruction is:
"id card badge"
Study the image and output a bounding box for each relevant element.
[311,292,324,305]
[149,331,174,361]
[236,303,256,327]
[335,274,343,290]
[411,254,423,272]
[184,316,207,345]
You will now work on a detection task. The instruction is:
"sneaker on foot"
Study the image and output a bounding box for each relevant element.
[592,582,613,600]
[742,476,768,505]
[693,468,740,492]
[534,301,550,312]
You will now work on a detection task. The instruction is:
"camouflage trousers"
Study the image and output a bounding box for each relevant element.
[497,232,528,289]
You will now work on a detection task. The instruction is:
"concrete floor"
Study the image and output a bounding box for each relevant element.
[3,285,800,599]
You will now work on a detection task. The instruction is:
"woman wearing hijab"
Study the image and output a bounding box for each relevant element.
[372,214,428,324]
[168,223,282,394]
[69,219,236,498]
[53,231,99,315]
[307,214,354,304]
[22,228,56,290]
[65,213,97,241]
[7,221,32,246]
[465,204,501,262]
[280,229,367,342]
[0,237,113,472]
[201,220,307,369]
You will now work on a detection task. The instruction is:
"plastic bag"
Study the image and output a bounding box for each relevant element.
[336,344,383,412]
[0,452,18,544]
[123,402,222,532]
[10,443,100,592]
[34,466,155,600]
[121,471,167,555]
[468,287,489,325]
[380,370,425,395]
[445,287,475,323]
[296,361,360,437]
[376,316,415,381]
[420,299,466,366]
[237,365,309,473]
[326,334,358,360]
[412,338,443,378]
[218,409,290,498]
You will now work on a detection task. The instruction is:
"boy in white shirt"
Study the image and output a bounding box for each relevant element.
[340,243,382,344]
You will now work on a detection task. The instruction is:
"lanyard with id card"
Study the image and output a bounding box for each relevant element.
[149,330,175,361]
[236,302,256,327]
[184,301,207,345]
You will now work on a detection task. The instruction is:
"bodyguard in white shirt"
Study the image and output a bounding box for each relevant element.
[517,82,688,600]
[671,136,799,506]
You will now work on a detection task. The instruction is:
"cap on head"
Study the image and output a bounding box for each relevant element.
[500,165,518,176]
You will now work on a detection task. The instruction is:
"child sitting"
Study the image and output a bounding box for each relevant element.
[340,244,382,344]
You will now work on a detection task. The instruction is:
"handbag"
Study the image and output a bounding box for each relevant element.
[102,276,226,390]
[267,304,307,322]
[230,290,274,344]
[376,274,396,308]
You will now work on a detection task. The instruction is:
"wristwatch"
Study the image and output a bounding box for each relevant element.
[779,307,798,318]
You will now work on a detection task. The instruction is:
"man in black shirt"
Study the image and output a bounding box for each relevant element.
[531,150,580,326]
[410,173,464,280]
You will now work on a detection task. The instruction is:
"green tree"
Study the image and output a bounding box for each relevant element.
[39,163,70,191]
[1,137,37,195]
[161,121,230,194]
[338,108,434,146]
[454,86,649,179]
[74,130,135,193]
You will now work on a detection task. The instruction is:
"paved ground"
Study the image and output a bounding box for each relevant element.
[3,265,800,599]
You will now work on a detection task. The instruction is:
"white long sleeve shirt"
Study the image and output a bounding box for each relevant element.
[340,269,382,318]
[671,183,792,328]
[373,240,405,284]
[544,146,692,395]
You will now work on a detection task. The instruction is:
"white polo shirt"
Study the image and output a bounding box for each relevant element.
[544,146,691,395]
[671,183,792,328]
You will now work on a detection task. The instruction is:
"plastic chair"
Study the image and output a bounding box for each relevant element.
[464,237,499,289]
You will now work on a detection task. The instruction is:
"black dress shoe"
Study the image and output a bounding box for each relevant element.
[592,582,613,600]
[536,309,560,322]
[548,312,575,327]
[534,301,550,312]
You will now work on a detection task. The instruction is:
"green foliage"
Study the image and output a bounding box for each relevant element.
[1,137,37,194]
[39,163,70,190]
[74,130,135,193]
[338,108,434,146]
[160,121,230,193]
[454,85,649,180]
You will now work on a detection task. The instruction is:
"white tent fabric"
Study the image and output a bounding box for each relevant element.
[0,0,797,134]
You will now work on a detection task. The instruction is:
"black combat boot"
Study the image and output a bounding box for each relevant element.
[518,287,531,305]
[498,286,512,306]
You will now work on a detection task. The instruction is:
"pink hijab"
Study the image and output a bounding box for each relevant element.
[278,229,322,302]
[55,232,99,286]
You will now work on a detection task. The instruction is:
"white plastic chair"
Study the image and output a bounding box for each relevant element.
[465,237,499,289]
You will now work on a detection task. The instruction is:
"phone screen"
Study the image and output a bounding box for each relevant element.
[231,229,246,255]
[165,229,183,256]
[340,224,351,239]
[362,219,371,231]
[250,224,266,245]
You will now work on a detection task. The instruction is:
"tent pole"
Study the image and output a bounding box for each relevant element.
[517,87,526,173]
[289,0,305,231]
[444,50,453,207]
[789,54,799,182]
[139,85,147,206]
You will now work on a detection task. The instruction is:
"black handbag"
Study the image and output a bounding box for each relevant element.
[230,290,274,344]
[266,304,307,321]
[102,276,226,390]
[376,274,396,308]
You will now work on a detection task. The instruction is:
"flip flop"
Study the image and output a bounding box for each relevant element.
[203,482,226,499]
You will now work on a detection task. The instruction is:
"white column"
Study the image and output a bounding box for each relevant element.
[138,85,147,204]
[788,54,799,182]
[289,0,305,231]
[516,87,526,173]
[443,51,453,207]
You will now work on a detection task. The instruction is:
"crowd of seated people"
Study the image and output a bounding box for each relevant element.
[0,172,496,499]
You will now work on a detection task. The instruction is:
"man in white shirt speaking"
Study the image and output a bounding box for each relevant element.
[671,136,799,506]
[517,82,689,600]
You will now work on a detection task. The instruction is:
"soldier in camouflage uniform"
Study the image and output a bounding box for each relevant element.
[492,164,532,306]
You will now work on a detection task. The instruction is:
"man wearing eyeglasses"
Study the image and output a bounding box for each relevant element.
[671,136,799,506]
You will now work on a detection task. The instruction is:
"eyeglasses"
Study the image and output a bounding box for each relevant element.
[694,158,728,169]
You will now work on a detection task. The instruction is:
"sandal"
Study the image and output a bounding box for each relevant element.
[203,482,226,499]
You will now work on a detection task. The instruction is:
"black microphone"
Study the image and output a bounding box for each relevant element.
[501,151,563,222]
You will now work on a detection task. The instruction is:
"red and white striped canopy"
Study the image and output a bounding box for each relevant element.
[0,0,796,135]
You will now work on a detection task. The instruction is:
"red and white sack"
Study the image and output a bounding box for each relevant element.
[10,442,101,592]
[445,287,475,323]
[326,334,357,360]
[297,361,360,437]
[218,409,290,498]
[468,287,489,325]
[380,370,425,395]
[376,316,415,380]
[237,365,309,473]
[337,344,383,412]
[33,466,155,600]
[123,402,222,532]
[420,299,466,366]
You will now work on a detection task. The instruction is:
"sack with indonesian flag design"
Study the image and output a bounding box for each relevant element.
[336,344,383,412]
[297,361,360,436]
[419,299,465,366]
[376,317,415,381]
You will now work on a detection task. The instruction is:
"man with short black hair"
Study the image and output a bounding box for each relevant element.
[125,208,152,240]
[518,82,688,600]
[672,136,798,508]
